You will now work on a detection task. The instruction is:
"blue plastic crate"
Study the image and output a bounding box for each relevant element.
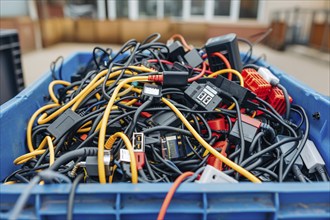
[1,52,329,220]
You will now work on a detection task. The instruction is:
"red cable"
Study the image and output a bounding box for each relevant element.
[157,172,194,220]
[169,34,193,51]
[211,52,232,81]
[188,62,206,82]
[147,59,173,65]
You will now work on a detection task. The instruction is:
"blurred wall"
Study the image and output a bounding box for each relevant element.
[264,0,327,22]
[0,0,29,17]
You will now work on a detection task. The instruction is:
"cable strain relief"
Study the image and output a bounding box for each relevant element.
[292,164,305,182]
[85,148,98,156]
[260,123,275,141]
[316,165,325,174]
[148,74,163,83]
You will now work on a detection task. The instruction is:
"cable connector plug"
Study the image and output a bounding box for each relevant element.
[300,139,325,173]
[132,133,145,169]
[196,165,238,183]
[258,67,280,86]
[148,71,189,87]
[292,164,306,182]
[315,165,328,182]
[85,150,112,177]
[141,83,162,103]
[184,81,222,111]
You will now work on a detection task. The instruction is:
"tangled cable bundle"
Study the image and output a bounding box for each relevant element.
[5,33,328,220]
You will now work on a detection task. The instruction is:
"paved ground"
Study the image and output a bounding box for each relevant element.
[21,43,329,96]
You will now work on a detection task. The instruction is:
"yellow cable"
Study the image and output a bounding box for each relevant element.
[71,78,112,111]
[3,181,16,185]
[46,136,55,166]
[48,80,71,104]
[14,150,46,165]
[94,98,139,132]
[95,93,101,100]
[77,127,91,133]
[77,121,92,133]
[39,66,154,124]
[104,132,137,184]
[98,76,149,184]
[109,165,117,183]
[36,137,48,150]
[38,69,110,124]
[27,103,59,152]
[162,97,261,183]
[208,69,244,87]
[117,85,134,97]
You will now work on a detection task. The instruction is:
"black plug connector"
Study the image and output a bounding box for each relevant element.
[184,81,222,111]
[205,33,242,72]
[229,114,261,146]
[184,48,203,68]
[162,71,189,87]
[47,109,81,139]
[215,76,258,110]
[167,41,185,62]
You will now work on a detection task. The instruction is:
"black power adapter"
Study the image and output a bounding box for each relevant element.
[205,33,242,72]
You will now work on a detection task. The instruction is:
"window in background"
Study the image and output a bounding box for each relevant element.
[116,0,128,18]
[239,0,259,19]
[214,0,231,16]
[139,0,157,18]
[164,0,183,18]
[191,0,204,16]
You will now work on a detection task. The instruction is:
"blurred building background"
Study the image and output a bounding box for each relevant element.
[1,0,329,51]
[0,0,329,95]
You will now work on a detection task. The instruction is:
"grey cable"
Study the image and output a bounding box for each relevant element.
[67,173,84,220]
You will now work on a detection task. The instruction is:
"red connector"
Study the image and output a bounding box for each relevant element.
[241,68,271,100]
[140,112,152,118]
[208,141,228,171]
[208,118,227,130]
[134,152,145,170]
[241,114,262,129]
[267,87,293,115]
[207,118,228,138]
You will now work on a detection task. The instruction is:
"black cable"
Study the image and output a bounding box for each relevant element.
[143,126,192,137]
[282,105,309,181]
[9,175,41,219]
[50,56,64,80]
[141,33,161,45]
[292,165,306,183]
[237,37,253,64]
[249,131,264,153]
[50,148,98,171]
[316,165,328,182]
[93,47,110,70]
[150,146,182,175]
[10,170,70,219]
[229,96,245,164]
[67,173,84,220]
[126,97,153,137]
[102,41,140,100]
[243,64,259,70]
[256,97,283,120]
[277,84,291,120]
[258,106,297,137]
[225,134,302,175]
[254,167,279,180]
